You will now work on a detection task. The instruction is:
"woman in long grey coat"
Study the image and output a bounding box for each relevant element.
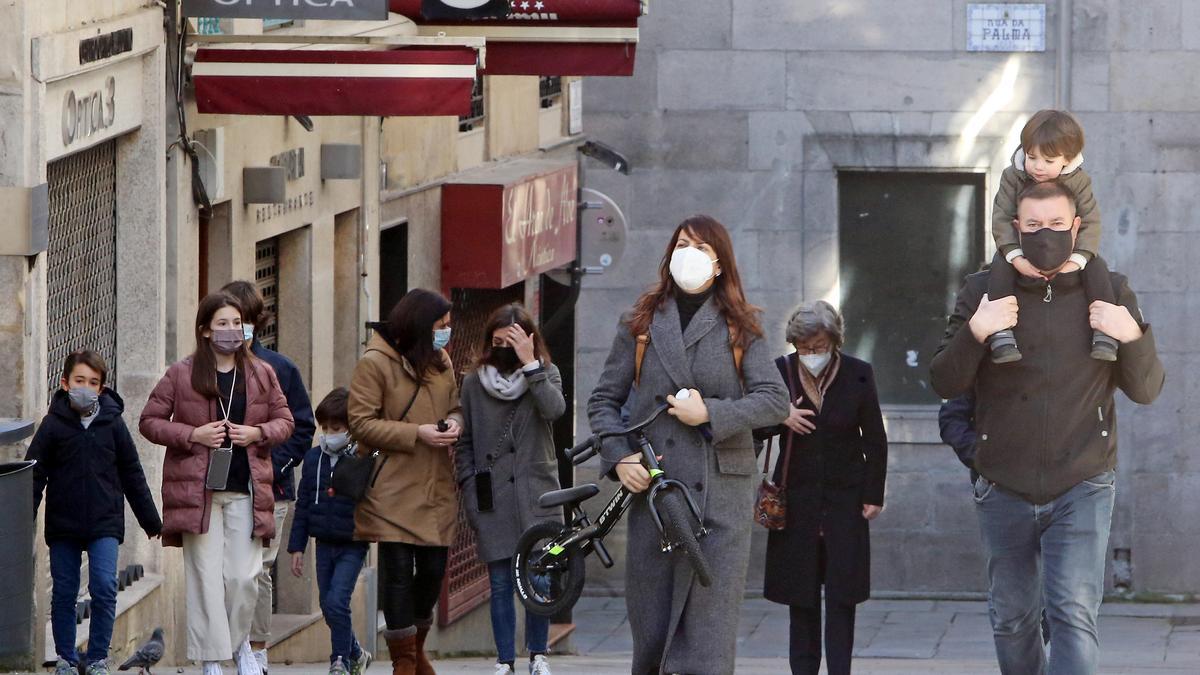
[456,303,565,675]
[588,215,790,675]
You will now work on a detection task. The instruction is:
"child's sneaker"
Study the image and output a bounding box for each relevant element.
[528,655,552,675]
[348,648,372,675]
[328,657,349,675]
[1091,331,1119,362]
[54,659,79,675]
[85,660,110,675]
[987,329,1022,364]
[493,663,515,675]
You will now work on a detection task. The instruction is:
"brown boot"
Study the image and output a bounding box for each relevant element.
[383,627,418,675]
[414,618,435,675]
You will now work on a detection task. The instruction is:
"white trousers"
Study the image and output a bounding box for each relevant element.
[183,491,264,662]
[250,501,291,642]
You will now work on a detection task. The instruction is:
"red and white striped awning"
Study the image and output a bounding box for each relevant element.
[193,46,479,116]
[390,0,644,76]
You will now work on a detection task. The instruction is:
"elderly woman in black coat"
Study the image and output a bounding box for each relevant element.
[758,301,888,675]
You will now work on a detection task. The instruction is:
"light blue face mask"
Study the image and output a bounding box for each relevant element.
[433,327,452,350]
[242,323,255,341]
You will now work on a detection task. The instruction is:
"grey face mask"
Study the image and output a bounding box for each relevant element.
[320,432,354,456]
[68,387,100,414]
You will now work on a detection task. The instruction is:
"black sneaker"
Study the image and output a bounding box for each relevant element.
[988,330,1022,364]
[1091,331,1119,362]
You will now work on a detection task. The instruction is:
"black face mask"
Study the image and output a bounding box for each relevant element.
[491,346,519,371]
[1020,228,1075,272]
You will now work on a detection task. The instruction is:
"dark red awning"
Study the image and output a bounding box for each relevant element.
[390,0,643,76]
[193,47,479,116]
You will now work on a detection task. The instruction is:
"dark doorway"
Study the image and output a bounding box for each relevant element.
[379,221,409,320]
[838,171,986,405]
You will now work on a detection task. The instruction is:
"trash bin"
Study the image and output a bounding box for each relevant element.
[0,418,37,670]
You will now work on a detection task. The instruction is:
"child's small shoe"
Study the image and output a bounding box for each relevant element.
[988,329,1022,364]
[348,647,372,675]
[85,660,110,675]
[54,659,79,675]
[328,657,350,675]
[493,663,515,675]
[1091,331,1119,362]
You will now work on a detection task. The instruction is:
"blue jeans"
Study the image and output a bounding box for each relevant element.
[487,559,549,663]
[975,471,1116,675]
[49,537,120,666]
[315,541,369,663]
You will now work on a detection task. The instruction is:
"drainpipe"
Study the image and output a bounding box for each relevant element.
[1056,0,1073,108]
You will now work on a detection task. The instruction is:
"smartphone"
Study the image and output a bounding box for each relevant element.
[474,469,494,512]
[205,448,234,491]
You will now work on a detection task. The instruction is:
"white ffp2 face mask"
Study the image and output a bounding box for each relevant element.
[798,352,832,376]
[669,246,718,293]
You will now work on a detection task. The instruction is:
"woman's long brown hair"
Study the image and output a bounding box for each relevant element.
[627,214,762,349]
[190,292,252,398]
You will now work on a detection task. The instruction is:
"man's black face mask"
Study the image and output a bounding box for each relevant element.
[1020,227,1074,272]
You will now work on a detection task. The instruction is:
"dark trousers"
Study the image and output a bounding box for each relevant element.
[789,539,857,675]
[987,251,1116,304]
[315,540,369,663]
[50,537,119,666]
[378,542,448,630]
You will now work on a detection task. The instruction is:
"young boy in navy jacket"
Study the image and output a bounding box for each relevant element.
[26,350,162,675]
[288,388,370,675]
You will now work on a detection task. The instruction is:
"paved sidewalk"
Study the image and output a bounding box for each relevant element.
[174,598,1200,674]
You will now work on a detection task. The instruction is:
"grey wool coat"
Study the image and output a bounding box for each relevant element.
[456,363,566,562]
[588,296,790,675]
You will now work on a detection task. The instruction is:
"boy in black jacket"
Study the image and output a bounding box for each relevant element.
[288,388,370,675]
[26,351,162,675]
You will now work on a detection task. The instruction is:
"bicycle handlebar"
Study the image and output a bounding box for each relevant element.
[566,402,673,466]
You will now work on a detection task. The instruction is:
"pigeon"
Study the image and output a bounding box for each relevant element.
[119,627,165,675]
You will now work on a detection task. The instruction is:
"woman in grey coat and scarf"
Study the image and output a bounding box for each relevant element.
[457,304,565,675]
[588,215,790,675]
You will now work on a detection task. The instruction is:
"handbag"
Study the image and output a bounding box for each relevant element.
[473,404,520,513]
[331,386,420,502]
[753,434,793,530]
[754,354,802,530]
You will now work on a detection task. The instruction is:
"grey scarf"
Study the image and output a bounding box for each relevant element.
[478,365,529,401]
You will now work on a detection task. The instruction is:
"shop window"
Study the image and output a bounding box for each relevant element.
[458,75,485,133]
[539,76,563,109]
[263,18,297,31]
[837,171,985,405]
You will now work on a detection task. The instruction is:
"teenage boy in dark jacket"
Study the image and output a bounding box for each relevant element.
[930,180,1164,675]
[221,281,316,670]
[288,388,370,675]
[26,351,162,675]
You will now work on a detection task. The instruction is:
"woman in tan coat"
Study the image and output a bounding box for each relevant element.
[348,288,463,675]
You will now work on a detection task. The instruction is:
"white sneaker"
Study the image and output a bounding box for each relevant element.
[253,649,269,674]
[202,662,224,675]
[528,655,552,675]
[493,664,514,674]
[236,640,263,675]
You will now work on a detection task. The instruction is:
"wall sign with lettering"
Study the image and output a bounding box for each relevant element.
[967,3,1046,52]
[45,58,144,160]
[182,0,390,21]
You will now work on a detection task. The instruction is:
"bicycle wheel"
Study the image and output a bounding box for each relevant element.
[658,489,713,588]
[512,520,587,617]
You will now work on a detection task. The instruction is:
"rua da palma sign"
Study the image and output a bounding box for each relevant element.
[182,0,389,20]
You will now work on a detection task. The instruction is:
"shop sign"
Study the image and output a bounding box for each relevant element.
[442,160,578,289]
[966,3,1046,52]
[182,0,390,21]
[46,58,143,161]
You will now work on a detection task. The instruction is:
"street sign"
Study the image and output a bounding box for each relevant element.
[182,0,390,21]
[966,3,1046,52]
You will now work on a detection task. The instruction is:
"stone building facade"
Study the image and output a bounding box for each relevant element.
[577,0,1200,599]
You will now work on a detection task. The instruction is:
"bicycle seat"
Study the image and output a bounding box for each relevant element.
[538,484,600,508]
